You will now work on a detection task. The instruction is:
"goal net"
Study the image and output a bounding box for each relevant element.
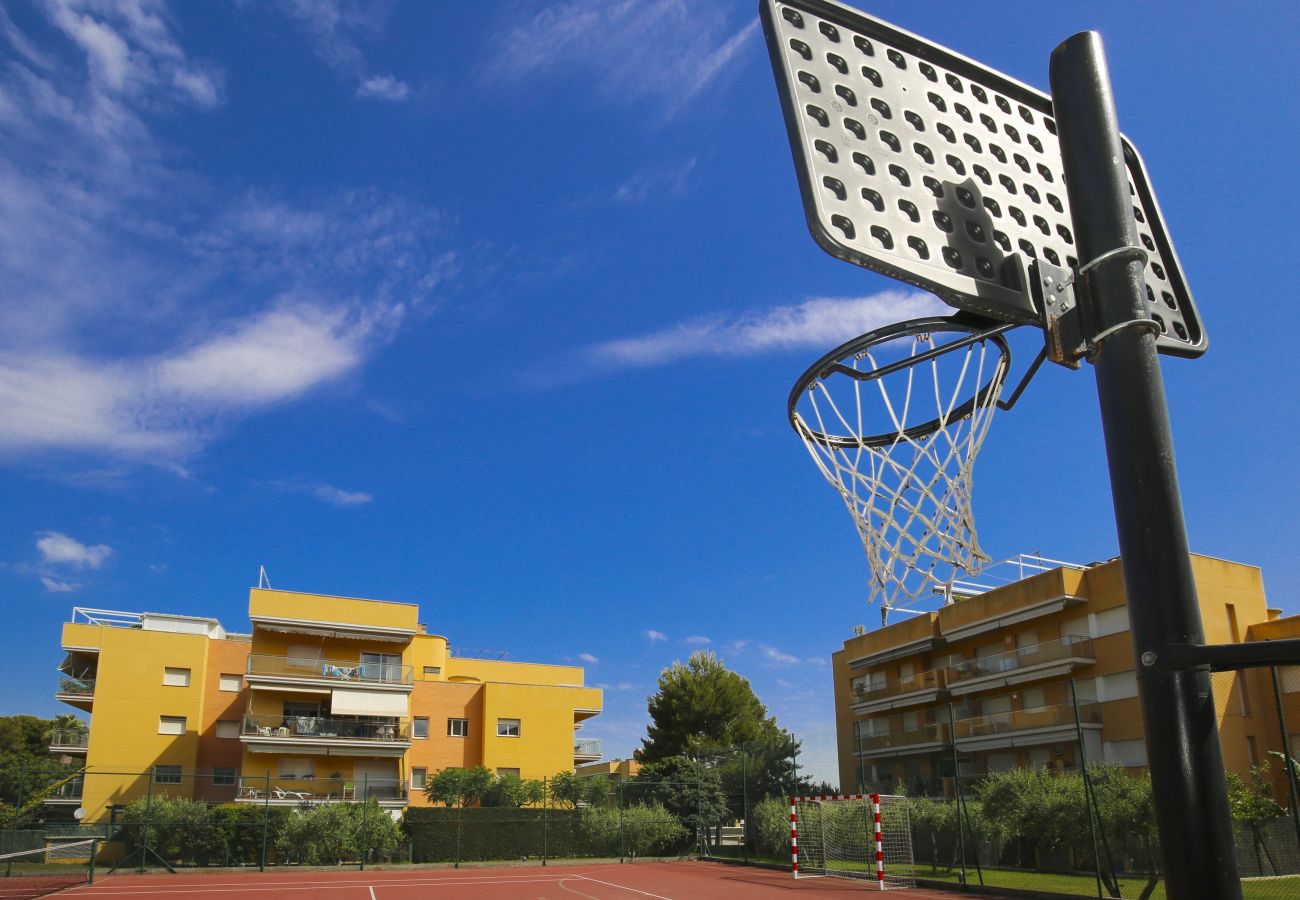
[792,794,914,890]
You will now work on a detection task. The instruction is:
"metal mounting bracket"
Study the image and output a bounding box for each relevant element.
[1028,257,1086,368]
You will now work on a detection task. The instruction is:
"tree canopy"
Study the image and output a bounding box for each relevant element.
[637,651,784,763]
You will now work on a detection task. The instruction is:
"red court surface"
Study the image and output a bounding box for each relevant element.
[61,861,984,899]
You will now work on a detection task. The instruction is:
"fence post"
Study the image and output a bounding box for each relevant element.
[141,769,153,874]
[260,774,271,870]
[542,776,549,866]
[88,838,98,884]
[1071,679,1106,900]
[1269,667,1300,854]
[947,703,982,887]
[742,745,749,865]
[455,803,462,868]
[358,775,370,871]
[618,781,625,863]
[11,767,25,836]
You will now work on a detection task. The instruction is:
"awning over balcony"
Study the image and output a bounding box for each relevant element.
[251,617,414,642]
[331,688,407,716]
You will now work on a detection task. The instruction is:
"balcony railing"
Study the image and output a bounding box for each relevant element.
[50,729,89,749]
[242,714,410,742]
[246,654,413,685]
[856,720,948,753]
[57,676,96,697]
[575,738,602,757]
[952,702,1101,740]
[946,637,1095,684]
[46,777,84,801]
[852,669,946,705]
[235,776,407,803]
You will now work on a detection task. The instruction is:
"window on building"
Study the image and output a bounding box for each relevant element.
[283,701,319,719]
[411,768,427,790]
[496,768,521,778]
[901,711,919,733]
[897,661,914,684]
[1015,631,1039,657]
[361,652,404,683]
[1073,678,1099,704]
[158,716,186,735]
[868,670,886,691]
[1104,739,1148,767]
[154,765,182,784]
[1060,615,1091,643]
[1093,606,1130,638]
[219,674,242,692]
[1019,686,1045,710]
[497,718,521,737]
[163,667,191,687]
[215,720,239,739]
[423,666,442,677]
[1099,670,1139,702]
[413,717,429,739]
[212,768,237,786]
[447,718,469,737]
[277,758,313,778]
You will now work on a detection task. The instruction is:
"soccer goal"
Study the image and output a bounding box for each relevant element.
[791,793,914,890]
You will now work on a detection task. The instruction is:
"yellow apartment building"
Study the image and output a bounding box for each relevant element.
[832,553,1299,797]
[50,588,602,822]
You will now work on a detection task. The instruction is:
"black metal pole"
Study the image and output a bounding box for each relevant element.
[1050,31,1241,900]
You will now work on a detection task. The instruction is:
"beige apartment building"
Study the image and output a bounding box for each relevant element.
[832,554,1300,796]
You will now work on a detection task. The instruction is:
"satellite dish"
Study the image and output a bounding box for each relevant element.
[74,808,86,820]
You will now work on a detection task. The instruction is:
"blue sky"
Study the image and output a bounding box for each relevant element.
[1,0,1297,773]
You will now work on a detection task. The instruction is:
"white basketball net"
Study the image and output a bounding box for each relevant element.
[793,328,1010,616]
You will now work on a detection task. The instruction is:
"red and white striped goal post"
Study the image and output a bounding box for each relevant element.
[790,793,886,886]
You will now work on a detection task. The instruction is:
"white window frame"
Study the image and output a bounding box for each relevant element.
[158,716,186,735]
[154,765,182,784]
[497,718,521,738]
[447,718,469,737]
[411,767,427,790]
[413,717,429,739]
[163,667,191,687]
[219,673,242,692]
[496,767,521,778]
[215,720,239,739]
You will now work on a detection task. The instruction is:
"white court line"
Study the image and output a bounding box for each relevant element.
[575,875,673,900]
[368,887,376,900]
[66,876,573,896]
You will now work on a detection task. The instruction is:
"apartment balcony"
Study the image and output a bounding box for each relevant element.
[853,720,949,760]
[574,738,602,762]
[851,669,948,714]
[240,714,411,756]
[945,637,1096,696]
[49,729,89,754]
[55,676,95,710]
[234,776,407,808]
[43,777,84,806]
[952,702,1102,753]
[245,654,414,690]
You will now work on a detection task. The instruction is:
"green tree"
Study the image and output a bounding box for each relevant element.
[425,766,493,807]
[632,756,729,842]
[483,772,544,808]
[1227,762,1285,876]
[638,651,781,762]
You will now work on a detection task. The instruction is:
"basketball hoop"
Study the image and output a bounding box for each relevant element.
[789,316,1035,622]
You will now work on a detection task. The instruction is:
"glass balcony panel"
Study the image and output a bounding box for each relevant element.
[945,637,1095,684]
[575,738,602,757]
[953,702,1100,739]
[235,776,407,803]
[49,729,89,749]
[246,654,413,685]
[242,714,410,742]
[852,669,945,704]
[57,676,96,696]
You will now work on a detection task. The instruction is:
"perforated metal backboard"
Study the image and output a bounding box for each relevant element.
[762,0,1206,357]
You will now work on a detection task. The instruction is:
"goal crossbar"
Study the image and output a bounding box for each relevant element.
[791,793,913,890]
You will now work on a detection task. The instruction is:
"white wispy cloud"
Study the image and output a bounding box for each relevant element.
[36,531,112,569]
[272,0,411,102]
[613,159,697,204]
[0,11,457,466]
[759,644,800,666]
[271,480,374,507]
[578,652,600,665]
[482,1,758,118]
[643,629,666,642]
[684,635,712,646]
[587,292,947,370]
[41,576,79,593]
